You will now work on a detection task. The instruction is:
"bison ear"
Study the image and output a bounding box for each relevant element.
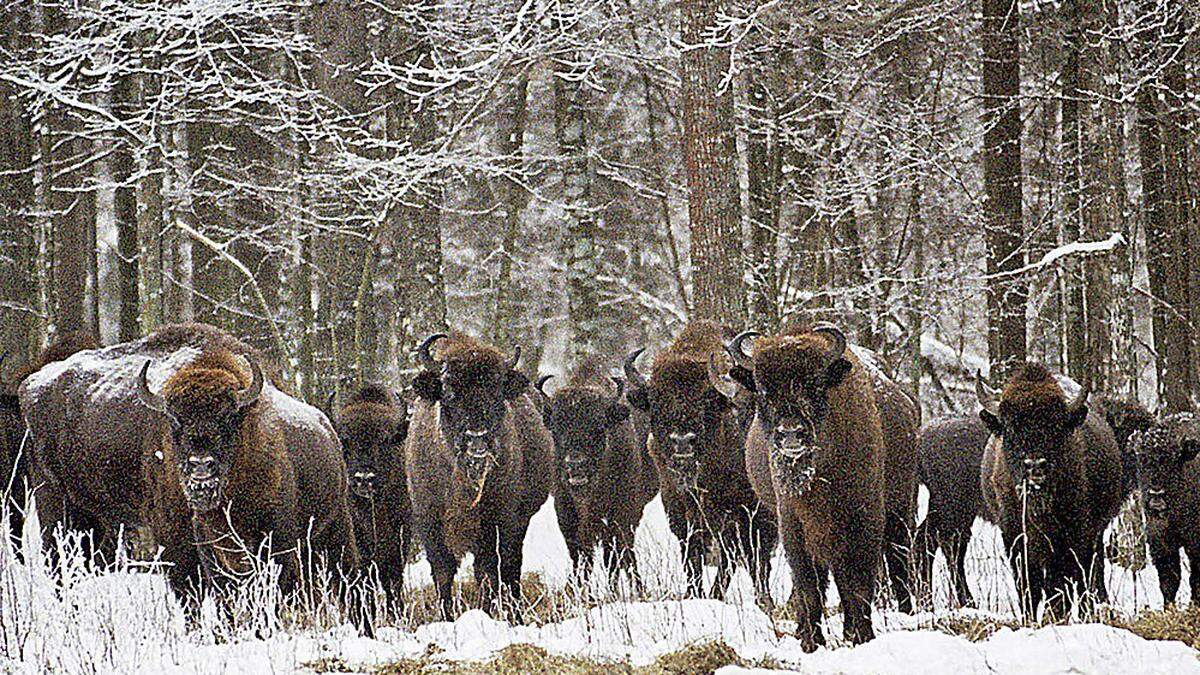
[605,402,631,427]
[627,386,650,412]
[979,408,1002,436]
[503,370,529,401]
[824,358,852,389]
[729,366,756,392]
[1066,403,1089,431]
[1180,439,1200,465]
[412,371,443,401]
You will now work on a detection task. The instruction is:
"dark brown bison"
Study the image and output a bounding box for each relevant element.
[912,415,991,608]
[537,358,657,580]
[624,320,776,604]
[1093,394,1155,491]
[18,324,360,598]
[1,332,99,542]
[406,332,554,617]
[977,363,1123,617]
[1130,412,1200,605]
[329,385,412,602]
[731,324,888,650]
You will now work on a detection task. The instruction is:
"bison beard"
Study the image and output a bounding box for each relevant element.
[977,364,1123,618]
[406,332,553,618]
[736,324,889,651]
[624,321,776,606]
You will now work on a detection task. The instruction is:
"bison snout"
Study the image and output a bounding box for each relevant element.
[463,429,493,459]
[563,454,592,487]
[1146,488,1168,515]
[668,431,697,459]
[350,470,378,499]
[773,419,813,457]
[186,455,218,480]
[1021,457,1048,487]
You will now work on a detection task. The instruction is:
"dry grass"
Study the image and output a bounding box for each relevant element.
[1112,606,1200,649]
[1105,493,1149,572]
[394,572,613,629]
[932,615,1021,642]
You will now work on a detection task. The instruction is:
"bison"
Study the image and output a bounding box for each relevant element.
[18,324,360,603]
[329,385,412,603]
[536,358,656,581]
[1,332,99,543]
[1130,412,1200,605]
[977,363,1123,617]
[624,320,776,605]
[406,332,554,618]
[730,323,892,650]
[1093,394,1155,492]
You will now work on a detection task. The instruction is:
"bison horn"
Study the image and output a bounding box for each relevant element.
[325,391,338,424]
[236,357,264,409]
[1067,377,1091,415]
[624,348,648,389]
[535,374,554,398]
[506,345,521,371]
[975,370,1000,417]
[812,322,847,360]
[417,333,448,369]
[0,351,7,388]
[136,360,170,415]
[727,331,760,370]
[707,353,738,399]
[609,376,625,404]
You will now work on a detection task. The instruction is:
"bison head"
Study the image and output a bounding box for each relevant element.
[538,374,629,495]
[0,351,17,413]
[410,333,527,487]
[329,387,409,501]
[137,354,264,513]
[976,364,1089,503]
[624,346,735,487]
[1131,413,1199,522]
[727,324,852,494]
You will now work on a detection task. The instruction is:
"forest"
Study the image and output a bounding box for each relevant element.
[0,0,1194,413]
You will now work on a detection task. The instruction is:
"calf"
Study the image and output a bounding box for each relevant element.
[1130,412,1200,605]
[406,332,554,617]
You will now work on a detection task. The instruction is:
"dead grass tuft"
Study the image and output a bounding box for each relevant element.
[1112,606,1200,649]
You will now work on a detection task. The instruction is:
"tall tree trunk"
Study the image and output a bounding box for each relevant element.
[0,1,35,356]
[678,0,745,324]
[981,0,1028,380]
[1061,0,1087,381]
[492,74,530,349]
[745,40,781,333]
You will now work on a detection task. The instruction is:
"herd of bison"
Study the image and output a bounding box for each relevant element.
[0,320,1198,650]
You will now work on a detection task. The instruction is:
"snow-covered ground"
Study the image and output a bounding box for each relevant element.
[1,491,1195,673]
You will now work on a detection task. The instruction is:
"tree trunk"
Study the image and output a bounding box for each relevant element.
[981,0,1027,381]
[492,74,530,349]
[678,0,745,324]
[745,40,781,333]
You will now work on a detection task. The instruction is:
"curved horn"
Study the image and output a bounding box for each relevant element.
[624,348,647,389]
[136,360,169,414]
[1067,377,1091,415]
[609,375,625,404]
[535,374,554,398]
[0,351,8,388]
[707,353,738,399]
[727,331,760,370]
[236,357,264,409]
[975,370,1000,417]
[505,345,521,371]
[325,391,338,424]
[812,322,847,360]
[417,333,448,369]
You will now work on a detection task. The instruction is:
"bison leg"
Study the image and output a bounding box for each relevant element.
[883,507,914,613]
[944,527,975,609]
[679,530,706,598]
[1150,536,1181,606]
[473,523,503,614]
[833,553,877,646]
[1184,540,1200,605]
[421,522,458,619]
[498,523,527,607]
[779,512,826,652]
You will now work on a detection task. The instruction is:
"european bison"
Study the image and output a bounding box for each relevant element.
[406,332,553,617]
[624,321,775,604]
[537,358,656,580]
[977,363,1123,617]
[731,323,889,650]
[1094,394,1155,491]
[330,385,413,602]
[1,332,99,542]
[1130,412,1200,605]
[18,324,360,597]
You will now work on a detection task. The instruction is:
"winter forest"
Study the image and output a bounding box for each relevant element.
[2,0,1200,672]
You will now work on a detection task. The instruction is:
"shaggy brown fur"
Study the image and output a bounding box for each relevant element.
[406,332,554,618]
[1093,395,1155,491]
[626,321,776,604]
[1130,413,1200,604]
[739,328,886,650]
[20,324,359,608]
[141,350,300,591]
[1,332,98,542]
[542,358,656,579]
[979,363,1123,617]
[333,385,412,601]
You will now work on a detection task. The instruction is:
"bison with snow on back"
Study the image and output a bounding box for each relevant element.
[18,324,360,599]
[330,385,413,602]
[0,332,98,542]
[624,320,775,604]
[977,363,1123,617]
[406,333,553,618]
[537,358,656,580]
[731,323,890,650]
[1130,412,1200,605]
